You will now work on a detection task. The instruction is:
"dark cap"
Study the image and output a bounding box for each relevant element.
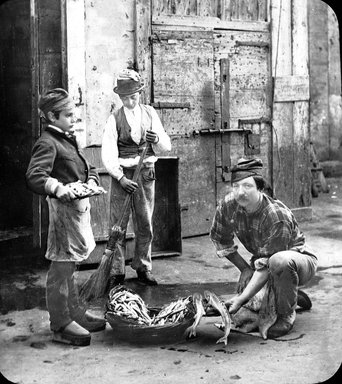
[38,88,74,119]
[231,158,263,183]
[114,69,145,96]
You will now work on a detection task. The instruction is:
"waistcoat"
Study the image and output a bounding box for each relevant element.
[114,105,156,159]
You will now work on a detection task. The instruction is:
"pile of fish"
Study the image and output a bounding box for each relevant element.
[67,180,106,199]
[106,286,278,345]
[107,286,152,325]
[152,297,191,325]
[106,286,192,327]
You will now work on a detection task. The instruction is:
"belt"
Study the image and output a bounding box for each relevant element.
[124,163,154,170]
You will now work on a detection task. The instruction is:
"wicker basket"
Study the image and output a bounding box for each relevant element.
[105,287,195,345]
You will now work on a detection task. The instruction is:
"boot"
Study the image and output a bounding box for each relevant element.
[76,311,106,332]
[297,289,312,310]
[107,274,125,292]
[137,270,158,286]
[53,321,91,346]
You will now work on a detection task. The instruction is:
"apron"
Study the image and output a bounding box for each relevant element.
[45,197,96,262]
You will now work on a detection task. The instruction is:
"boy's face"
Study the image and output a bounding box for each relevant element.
[49,108,75,132]
[120,92,140,110]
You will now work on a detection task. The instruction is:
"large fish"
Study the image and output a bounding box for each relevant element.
[231,307,259,333]
[187,292,205,338]
[258,279,277,339]
[204,290,231,345]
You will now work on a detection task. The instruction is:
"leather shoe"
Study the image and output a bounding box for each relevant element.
[137,270,158,286]
[107,274,125,292]
[267,311,296,339]
[53,321,91,346]
[76,311,106,332]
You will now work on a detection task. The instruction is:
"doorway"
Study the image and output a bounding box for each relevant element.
[0,0,32,239]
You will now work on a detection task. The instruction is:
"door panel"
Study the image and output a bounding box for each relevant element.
[152,29,216,237]
[214,31,272,201]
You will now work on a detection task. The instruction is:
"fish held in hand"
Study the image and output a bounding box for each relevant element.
[187,292,205,338]
[204,290,231,345]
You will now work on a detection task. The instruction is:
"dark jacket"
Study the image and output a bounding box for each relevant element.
[26,127,99,196]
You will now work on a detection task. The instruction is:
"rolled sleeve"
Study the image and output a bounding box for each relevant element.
[209,199,236,257]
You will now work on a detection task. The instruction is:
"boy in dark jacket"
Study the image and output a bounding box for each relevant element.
[26,88,106,346]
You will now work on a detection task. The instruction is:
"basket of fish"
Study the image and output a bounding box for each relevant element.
[105,286,195,344]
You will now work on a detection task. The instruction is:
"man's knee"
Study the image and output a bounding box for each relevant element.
[269,251,295,276]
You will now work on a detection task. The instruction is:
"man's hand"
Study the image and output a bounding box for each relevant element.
[225,295,246,315]
[237,267,254,294]
[119,176,138,193]
[55,184,76,203]
[146,130,159,143]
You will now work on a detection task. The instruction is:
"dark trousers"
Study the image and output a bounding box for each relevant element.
[46,261,86,331]
[269,251,317,316]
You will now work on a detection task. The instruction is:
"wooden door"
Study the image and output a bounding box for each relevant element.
[151,28,216,237]
[213,30,272,201]
[31,0,64,247]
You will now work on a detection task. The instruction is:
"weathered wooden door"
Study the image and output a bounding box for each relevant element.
[151,29,216,237]
[214,30,272,201]
[31,0,65,247]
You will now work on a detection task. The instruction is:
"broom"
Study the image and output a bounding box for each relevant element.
[79,143,151,302]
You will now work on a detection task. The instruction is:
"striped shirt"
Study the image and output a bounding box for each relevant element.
[210,192,317,267]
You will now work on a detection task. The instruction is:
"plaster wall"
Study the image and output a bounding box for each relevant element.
[67,0,136,147]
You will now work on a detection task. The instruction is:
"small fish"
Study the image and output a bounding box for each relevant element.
[204,290,231,345]
[187,292,205,338]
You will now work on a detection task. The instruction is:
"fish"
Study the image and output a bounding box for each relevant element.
[231,306,259,333]
[258,279,277,339]
[204,290,231,345]
[152,297,190,325]
[187,292,205,338]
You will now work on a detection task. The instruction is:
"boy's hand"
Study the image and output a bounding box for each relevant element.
[146,130,159,143]
[119,176,138,193]
[87,179,98,190]
[55,184,76,202]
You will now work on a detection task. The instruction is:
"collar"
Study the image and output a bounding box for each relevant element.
[47,124,75,139]
[123,105,140,115]
[47,124,65,134]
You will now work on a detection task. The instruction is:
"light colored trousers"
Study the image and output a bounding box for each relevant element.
[109,165,155,276]
[268,250,318,316]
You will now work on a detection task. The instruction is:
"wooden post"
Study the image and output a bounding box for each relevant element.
[271,0,294,206]
[292,0,311,209]
[220,58,231,180]
[64,0,87,148]
[135,0,152,105]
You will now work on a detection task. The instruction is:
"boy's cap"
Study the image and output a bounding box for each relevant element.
[231,158,263,183]
[38,88,74,118]
[114,69,145,96]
